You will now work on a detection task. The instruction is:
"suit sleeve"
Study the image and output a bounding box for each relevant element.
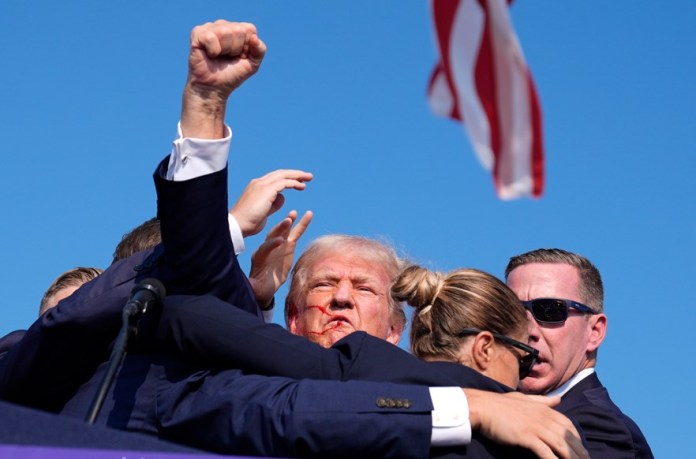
[156,369,434,458]
[0,251,149,409]
[144,294,510,391]
[0,162,258,409]
[154,159,260,316]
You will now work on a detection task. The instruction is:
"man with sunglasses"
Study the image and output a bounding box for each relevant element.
[505,248,653,458]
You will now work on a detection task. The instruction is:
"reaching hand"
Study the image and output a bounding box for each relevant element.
[249,210,313,308]
[464,389,589,459]
[230,169,313,238]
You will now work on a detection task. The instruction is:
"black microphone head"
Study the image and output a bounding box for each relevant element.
[132,278,166,303]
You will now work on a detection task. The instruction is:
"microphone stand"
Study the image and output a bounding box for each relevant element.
[84,302,142,425]
[85,278,164,425]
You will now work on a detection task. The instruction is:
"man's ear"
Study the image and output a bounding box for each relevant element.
[287,305,300,335]
[386,323,403,346]
[587,313,607,353]
[471,332,495,372]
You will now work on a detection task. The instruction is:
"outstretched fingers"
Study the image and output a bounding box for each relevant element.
[288,211,313,242]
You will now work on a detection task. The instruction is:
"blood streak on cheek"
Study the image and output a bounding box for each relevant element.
[306,305,331,315]
[305,305,343,336]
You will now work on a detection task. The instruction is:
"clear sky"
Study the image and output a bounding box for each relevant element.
[1,1,694,456]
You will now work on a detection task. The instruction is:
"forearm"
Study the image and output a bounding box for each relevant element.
[179,83,227,139]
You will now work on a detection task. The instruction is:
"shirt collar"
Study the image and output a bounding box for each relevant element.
[546,368,595,398]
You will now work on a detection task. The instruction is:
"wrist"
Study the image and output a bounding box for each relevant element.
[228,211,252,238]
[180,84,228,139]
[259,296,275,311]
[462,389,482,429]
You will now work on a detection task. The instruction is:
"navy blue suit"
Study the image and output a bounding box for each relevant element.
[149,295,658,458]
[137,295,538,458]
[0,160,259,411]
[58,352,435,458]
[0,330,25,360]
[146,294,509,390]
[0,161,442,458]
[557,373,653,458]
[0,159,567,457]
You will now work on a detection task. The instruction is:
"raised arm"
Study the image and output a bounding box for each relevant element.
[181,20,265,139]
[0,20,267,409]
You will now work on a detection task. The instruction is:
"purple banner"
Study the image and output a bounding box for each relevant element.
[0,444,263,459]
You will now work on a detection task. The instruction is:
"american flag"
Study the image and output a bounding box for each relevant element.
[428,0,544,199]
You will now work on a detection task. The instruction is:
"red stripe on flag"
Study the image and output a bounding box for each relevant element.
[527,74,545,196]
[429,0,464,120]
[475,0,502,183]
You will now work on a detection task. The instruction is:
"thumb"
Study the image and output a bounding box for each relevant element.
[268,194,285,216]
[523,394,561,408]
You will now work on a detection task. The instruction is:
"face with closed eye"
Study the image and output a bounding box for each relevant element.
[288,252,401,349]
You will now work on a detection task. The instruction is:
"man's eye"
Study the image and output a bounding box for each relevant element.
[311,282,332,289]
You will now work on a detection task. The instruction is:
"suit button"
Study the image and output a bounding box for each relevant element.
[403,399,412,409]
[386,399,396,408]
[376,397,387,408]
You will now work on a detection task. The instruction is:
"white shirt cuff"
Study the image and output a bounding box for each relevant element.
[429,387,472,447]
[228,214,245,256]
[166,122,232,181]
[262,309,274,324]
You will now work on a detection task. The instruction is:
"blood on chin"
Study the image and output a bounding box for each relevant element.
[307,320,353,338]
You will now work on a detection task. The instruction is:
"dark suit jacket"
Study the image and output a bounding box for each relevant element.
[0,162,440,458]
[556,372,653,458]
[0,160,259,411]
[147,294,509,390]
[58,351,435,458]
[138,294,537,458]
[0,330,25,360]
[0,160,536,457]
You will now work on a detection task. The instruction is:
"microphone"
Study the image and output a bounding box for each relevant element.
[85,277,165,424]
[123,278,166,318]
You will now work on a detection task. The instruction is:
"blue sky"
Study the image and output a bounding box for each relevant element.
[1,1,694,456]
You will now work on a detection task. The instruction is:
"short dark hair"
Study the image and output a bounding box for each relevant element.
[505,248,604,312]
[112,217,161,263]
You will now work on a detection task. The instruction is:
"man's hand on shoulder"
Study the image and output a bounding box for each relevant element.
[464,389,589,459]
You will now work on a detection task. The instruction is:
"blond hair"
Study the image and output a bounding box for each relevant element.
[392,265,526,361]
[40,267,103,315]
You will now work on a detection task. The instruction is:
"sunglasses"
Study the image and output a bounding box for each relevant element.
[457,328,539,380]
[521,298,598,325]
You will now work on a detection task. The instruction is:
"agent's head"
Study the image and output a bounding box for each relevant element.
[505,248,607,394]
[112,217,161,263]
[392,265,536,389]
[285,235,407,348]
[40,267,103,315]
